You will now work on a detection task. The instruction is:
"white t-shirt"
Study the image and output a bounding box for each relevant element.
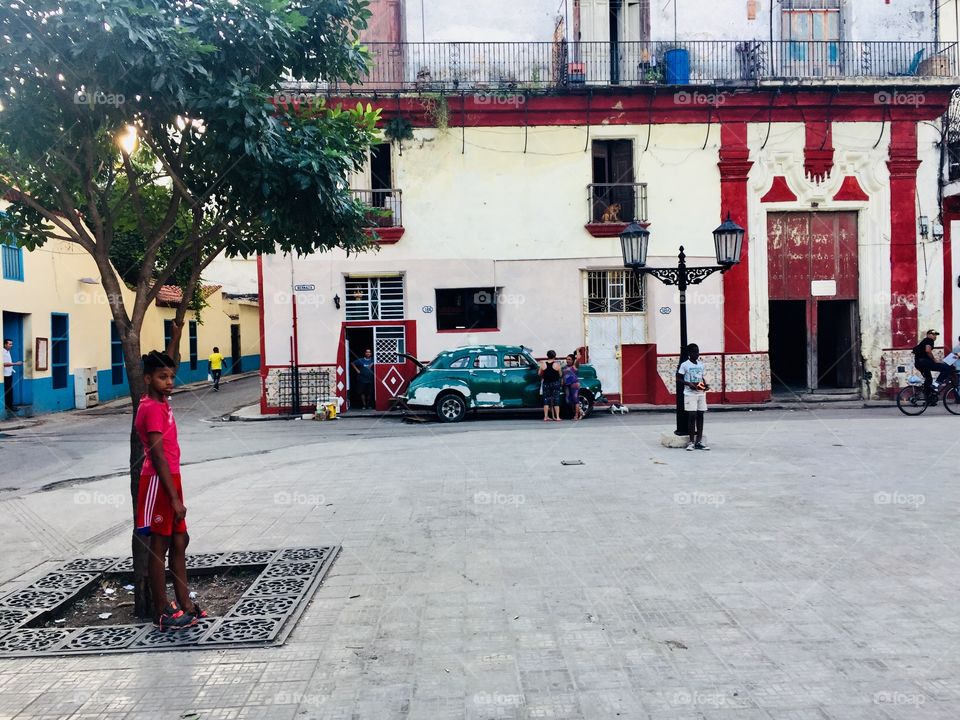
[678,359,706,396]
[2,348,13,378]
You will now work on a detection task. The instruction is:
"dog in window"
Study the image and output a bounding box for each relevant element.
[601,203,622,223]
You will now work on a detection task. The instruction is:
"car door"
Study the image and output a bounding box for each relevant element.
[501,351,535,407]
[470,352,503,406]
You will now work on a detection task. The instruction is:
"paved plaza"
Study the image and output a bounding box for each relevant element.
[2,381,959,719]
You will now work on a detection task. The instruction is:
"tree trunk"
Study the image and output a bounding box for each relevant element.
[123,317,185,618]
[119,331,154,620]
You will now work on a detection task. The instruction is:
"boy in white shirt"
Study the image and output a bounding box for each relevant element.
[677,343,710,451]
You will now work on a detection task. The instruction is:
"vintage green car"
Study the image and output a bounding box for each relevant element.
[399,345,604,423]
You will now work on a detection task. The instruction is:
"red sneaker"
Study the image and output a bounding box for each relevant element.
[154,601,197,631]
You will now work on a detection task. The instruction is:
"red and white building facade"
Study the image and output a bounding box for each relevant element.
[259,0,960,413]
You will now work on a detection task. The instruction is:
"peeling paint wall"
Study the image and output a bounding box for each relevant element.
[262,116,943,400]
[406,0,563,43]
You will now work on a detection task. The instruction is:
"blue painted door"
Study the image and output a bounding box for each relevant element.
[2,312,28,405]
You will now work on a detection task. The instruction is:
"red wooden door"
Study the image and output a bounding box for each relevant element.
[768,212,858,300]
[767,212,859,390]
[621,344,655,404]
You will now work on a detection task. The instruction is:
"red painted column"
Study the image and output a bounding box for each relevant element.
[719,122,753,356]
[945,214,953,347]
[943,197,960,348]
[888,122,922,348]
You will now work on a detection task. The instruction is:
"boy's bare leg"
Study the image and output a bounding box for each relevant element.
[169,532,193,612]
[688,412,697,444]
[695,412,704,444]
[149,534,171,619]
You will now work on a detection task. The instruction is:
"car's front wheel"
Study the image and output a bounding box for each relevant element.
[578,391,594,419]
[435,392,467,423]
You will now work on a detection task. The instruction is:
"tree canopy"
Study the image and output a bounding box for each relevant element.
[0,0,380,336]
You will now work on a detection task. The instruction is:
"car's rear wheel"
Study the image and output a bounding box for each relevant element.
[436,392,467,423]
[578,391,594,419]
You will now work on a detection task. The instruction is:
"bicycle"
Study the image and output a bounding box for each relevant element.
[896,371,960,415]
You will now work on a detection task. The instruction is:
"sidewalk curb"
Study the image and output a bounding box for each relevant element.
[226,399,897,423]
[1,372,259,430]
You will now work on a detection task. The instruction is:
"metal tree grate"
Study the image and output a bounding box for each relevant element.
[221,550,278,566]
[262,561,320,578]
[202,617,285,645]
[245,576,310,598]
[1,588,74,610]
[0,628,75,653]
[228,595,297,618]
[134,618,215,648]
[61,558,120,573]
[0,608,34,636]
[30,572,98,592]
[63,625,145,651]
[0,545,340,657]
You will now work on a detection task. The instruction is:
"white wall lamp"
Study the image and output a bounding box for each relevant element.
[78,277,100,285]
[933,221,944,243]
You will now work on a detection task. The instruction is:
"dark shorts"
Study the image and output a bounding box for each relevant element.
[542,381,562,407]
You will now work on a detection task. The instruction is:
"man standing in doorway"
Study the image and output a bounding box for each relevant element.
[353,348,375,410]
[3,338,23,419]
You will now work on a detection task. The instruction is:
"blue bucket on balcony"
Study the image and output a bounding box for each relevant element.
[664,48,690,84]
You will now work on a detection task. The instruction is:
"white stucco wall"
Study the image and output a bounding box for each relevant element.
[261,121,725,370]
[204,255,259,295]
[401,0,942,45]
[571,0,940,43]
[408,0,562,43]
[262,115,945,397]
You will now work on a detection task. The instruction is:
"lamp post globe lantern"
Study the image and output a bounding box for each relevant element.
[619,221,650,272]
[712,212,745,267]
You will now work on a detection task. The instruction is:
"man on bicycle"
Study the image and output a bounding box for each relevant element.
[914,329,955,403]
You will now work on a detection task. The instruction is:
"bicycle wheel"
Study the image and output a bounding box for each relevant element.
[944,387,960,415]
[897,385,928,415]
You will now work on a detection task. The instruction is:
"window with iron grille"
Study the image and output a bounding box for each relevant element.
[344,276,404,320]
[586,270,644,313]
[781,0,840,8]
[948,90,960,182]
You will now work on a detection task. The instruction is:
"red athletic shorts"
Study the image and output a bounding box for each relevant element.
[135,473,187,536]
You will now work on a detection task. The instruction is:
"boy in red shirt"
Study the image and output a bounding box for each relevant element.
[134,351,207,630]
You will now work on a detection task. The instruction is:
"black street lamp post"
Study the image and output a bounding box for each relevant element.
[620,214,745,435]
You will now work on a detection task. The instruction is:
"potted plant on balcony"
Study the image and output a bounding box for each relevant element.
[364,207,394,228]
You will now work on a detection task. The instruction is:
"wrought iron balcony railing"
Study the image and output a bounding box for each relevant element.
[323,40,957,92]
[588,183,648,226]
[351,188,403,228]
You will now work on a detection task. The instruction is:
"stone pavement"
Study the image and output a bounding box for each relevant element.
[1,406,960,719]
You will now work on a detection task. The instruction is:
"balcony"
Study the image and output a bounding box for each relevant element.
[352,188,404,243]
[326,40,957,92]
[586,183,648,238]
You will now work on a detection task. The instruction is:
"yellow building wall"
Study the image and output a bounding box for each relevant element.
[1,236,260,414]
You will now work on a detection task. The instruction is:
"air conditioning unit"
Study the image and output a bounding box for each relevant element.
[74,367,100,409]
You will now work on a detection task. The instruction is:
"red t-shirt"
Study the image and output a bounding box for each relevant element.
[135,396,180,476]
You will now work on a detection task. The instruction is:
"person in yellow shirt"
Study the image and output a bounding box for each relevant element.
[208,347,224,391]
